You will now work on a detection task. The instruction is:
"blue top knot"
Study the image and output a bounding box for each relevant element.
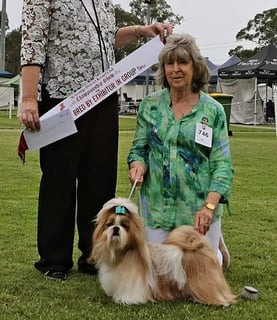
[115,206,126,215]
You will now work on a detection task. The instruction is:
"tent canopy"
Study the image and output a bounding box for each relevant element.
[209,55,241,84]
[0,69,14,78]
[205,57,217,72]
[218,44,277,81]
[0,74,20,87]
[128,68,156,85]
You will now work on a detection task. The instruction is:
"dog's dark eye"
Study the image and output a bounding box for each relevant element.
[106,222,113,227]
[121,223,129,230]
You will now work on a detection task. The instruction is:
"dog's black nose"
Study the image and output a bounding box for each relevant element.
[113,226,120,236]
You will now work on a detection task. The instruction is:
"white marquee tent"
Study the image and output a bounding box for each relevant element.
[0,75,21,118]
[218,44,277,125]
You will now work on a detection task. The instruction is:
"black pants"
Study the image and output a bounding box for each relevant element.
[37,88,118,272]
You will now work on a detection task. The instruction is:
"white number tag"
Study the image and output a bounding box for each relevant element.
[195,122,212,147]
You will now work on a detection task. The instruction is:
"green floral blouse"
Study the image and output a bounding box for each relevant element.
[128,89,234,230]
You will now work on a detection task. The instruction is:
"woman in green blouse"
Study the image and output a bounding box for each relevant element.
[128,34,233,269]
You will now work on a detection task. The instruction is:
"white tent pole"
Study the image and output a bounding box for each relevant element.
[254,78,257,126]
[8,88,12,119]
[273,84,277,138]
[134,84,137,102]
[17,76,23,117]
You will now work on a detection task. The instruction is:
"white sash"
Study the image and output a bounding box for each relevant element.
[23,36,164,151]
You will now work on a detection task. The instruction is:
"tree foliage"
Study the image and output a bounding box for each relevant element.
[5,28,21,74]
[0,10,9,31]
[236,8,277,46]
[129,0,183,26]
[1,10,20,74]
[114,4,141,62]
[229,8,277,59]
[228,46,260,61]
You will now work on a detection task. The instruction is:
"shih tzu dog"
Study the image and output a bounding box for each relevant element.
[88,197,237,306]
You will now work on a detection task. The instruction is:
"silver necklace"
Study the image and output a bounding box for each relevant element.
[171,103,191,116]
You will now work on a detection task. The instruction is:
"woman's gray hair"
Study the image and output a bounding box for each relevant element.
[156,34,210,93]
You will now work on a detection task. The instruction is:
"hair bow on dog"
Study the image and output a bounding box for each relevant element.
[115,206,126,215]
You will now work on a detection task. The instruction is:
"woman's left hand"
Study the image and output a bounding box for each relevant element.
[194,207,214,235]
[141,22,173,42]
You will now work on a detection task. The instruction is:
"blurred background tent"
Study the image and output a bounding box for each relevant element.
[218,44,277,80]
[0,74,20,87]
[209,55,241,84]
[119,68,159,112]
[205,57,217,73]
[217,44,277,125]
[0,74,20,118]
[0,69,14,79]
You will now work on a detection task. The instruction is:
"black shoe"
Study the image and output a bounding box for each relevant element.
[44,271,68,281]
[35,259,72,274]
[78,258,98,275]
[34,259,50,273]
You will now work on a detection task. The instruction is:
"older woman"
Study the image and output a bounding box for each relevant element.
[128,34,233,268]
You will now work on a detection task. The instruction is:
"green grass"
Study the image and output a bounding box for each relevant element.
[0,110,22,129]
[0,113,276,320]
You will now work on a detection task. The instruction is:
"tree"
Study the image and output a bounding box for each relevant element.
[228,45,260,61]
[0,10,10,70]
[129,0,183,25]
[0,10,21,74]
[0,10,9,31]
[236,8,277,46]
[5,28,21,74]
[115,4,141,61]
[229,8,277,59]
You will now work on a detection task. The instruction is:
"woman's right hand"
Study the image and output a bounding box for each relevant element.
[128,161,145,186]
[19,98,41,132]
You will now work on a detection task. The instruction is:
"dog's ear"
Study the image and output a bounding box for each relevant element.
[88,208,114,264]
[87,255,96,265]
[88,226,103,264]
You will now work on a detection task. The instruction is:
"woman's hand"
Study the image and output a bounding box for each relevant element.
[128,161,145,186]
[140,22,173,42]
[19,98,40,132]
[194,207,214,235]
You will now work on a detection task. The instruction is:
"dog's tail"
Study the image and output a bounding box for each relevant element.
[164,226,237,306]
[164,225,207,252]
[182,247,237,306]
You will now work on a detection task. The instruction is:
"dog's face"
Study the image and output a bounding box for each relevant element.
[90,198,146,264]
[98,209,132,251]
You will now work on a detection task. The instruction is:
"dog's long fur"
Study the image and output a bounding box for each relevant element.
[88,197,237,305]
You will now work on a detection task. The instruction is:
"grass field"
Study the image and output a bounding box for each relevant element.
[0,112,276,320]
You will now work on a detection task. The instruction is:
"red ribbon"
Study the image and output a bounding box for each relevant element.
[18,132,29,164]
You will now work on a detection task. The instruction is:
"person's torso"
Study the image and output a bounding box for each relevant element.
[21,0,116,98]
[138,89,226,229]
